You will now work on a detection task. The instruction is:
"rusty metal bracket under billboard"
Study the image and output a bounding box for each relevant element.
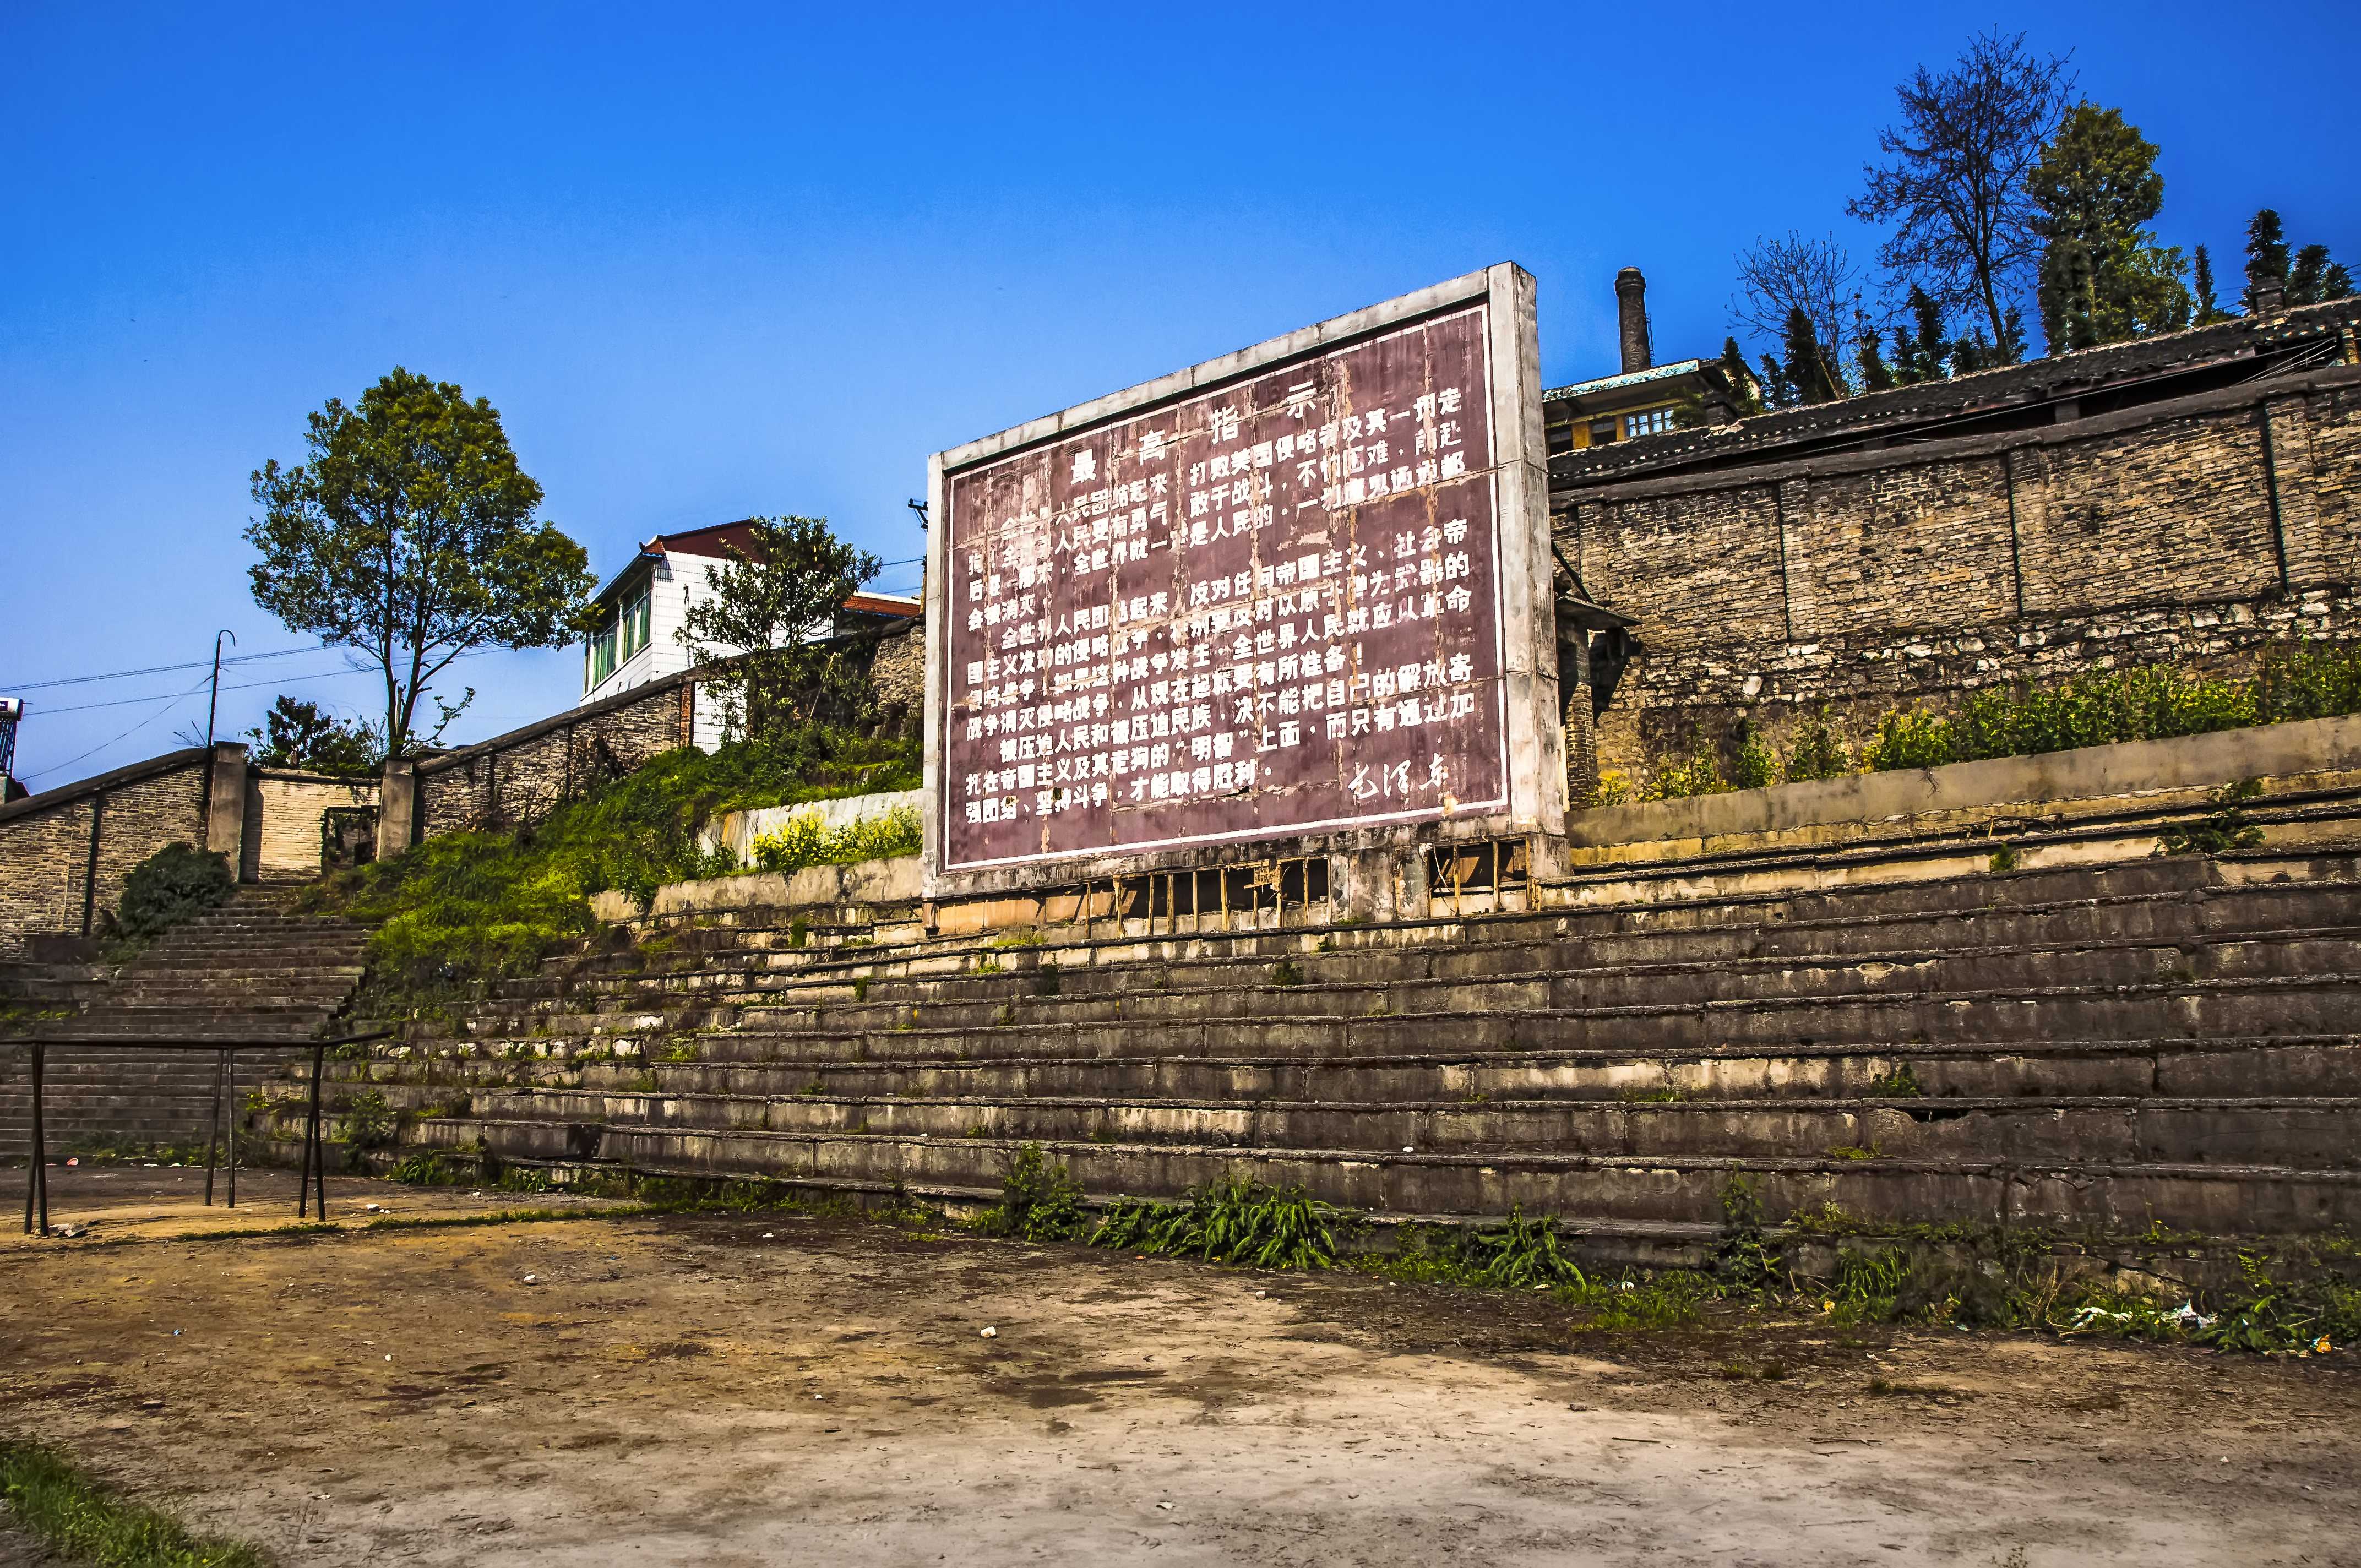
[923,264,1562,897]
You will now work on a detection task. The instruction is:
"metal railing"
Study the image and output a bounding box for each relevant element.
[17,1028,393,1235]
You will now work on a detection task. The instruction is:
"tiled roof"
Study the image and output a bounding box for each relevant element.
[1542,360,1705,402]
[1548,298,2361,491]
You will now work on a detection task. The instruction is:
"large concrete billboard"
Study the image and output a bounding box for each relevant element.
[924,264,1561,895]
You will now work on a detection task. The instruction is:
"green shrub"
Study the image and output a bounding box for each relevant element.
[340,1089,396,1151]
[1860,641,2361,775]
[1644,737,1729,802]
[1783,710,1852,781]
[749,805,921,873]
[974,1142,1084,1242]
[115,843,234,940]
[1460,1207,1588,1288]
[1863,707,1956,770]
[1728,721,1777,791]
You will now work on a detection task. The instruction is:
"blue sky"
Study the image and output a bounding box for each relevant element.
[4,1,2354,787]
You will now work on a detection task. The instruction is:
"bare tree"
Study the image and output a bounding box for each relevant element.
[1731,231,1864,397]
[1847,29,2074,356]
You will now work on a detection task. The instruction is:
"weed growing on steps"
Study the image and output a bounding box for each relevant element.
[972,1143,1085,1243]
[1090,1178,1340,1270]
[1863,1064,1925,1097]
[2156,778,2268,856]
[0,1439,275,1568]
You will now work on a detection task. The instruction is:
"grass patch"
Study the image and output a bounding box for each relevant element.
[0,1439,275,1567]
[302,730,918,1012]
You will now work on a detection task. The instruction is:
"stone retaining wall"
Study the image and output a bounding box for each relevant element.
[1559,363,2361,786]
[0,747,240,955]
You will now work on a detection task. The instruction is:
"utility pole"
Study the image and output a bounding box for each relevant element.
[203,629,236,749]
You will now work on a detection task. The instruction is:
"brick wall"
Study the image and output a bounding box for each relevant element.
[0,753,214,955]
[1560,368,2361,782]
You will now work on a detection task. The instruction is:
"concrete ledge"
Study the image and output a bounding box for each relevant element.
[703,790,923,865]
[1565,712,2361,857]
[591,854,921,923]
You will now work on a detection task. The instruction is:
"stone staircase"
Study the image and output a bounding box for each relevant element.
[0,885,369,1153]
[299,846,2361,1254]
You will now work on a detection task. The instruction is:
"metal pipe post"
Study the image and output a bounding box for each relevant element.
[203,1049,225,1206]
[307,1043,328,1219]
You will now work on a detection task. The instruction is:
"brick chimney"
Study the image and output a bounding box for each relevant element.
[2253,275,2286,315]
[1615,267,1652,374]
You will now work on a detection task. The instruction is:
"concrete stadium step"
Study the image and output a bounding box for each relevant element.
[368,1081,2361,1172]
[309,845,2361,1240]
[423,1031,2361,1104]
[388,1115,2361,1235]
[445,911,2361,1034]
[477,883,2361,1016]
[3,883,368,1150]
[670,978,2361,1066]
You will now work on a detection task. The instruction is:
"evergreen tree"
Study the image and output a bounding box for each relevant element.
[2243,209,2290,312]
[2191,244,2228,324]
[1856,326,1897,392]
[2029,104,2191,352]
[1781,306,1841,402]
[2289,244,2335,306]
[1950,307,2027,373]
[1892,286,1951,384]
[1758,352,1797,410]
[1716,336,1765,416]
[2328,262,2357,302]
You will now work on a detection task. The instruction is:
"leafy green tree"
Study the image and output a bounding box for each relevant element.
[247,369,592,756]
[1848,29,2074,362]
[676,515,883,740]
[2191,245,2229,324]
[2030,104,2190,352]
[2243,209,2290,312]
[246,696,383,774]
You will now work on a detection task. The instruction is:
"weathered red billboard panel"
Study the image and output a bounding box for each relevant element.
[926,266,1557,892]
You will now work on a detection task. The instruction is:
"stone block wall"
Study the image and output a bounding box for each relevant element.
[414,673,693,837]
[1559,369,2361,784]
[0,752,216,955]
[869,623,925,727]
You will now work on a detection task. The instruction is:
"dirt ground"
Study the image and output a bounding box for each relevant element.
[2,1169,2357,1567]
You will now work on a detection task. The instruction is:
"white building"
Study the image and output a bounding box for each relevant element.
[580,520,918,750]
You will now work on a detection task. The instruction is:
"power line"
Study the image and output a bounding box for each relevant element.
[5,641,336,694]
[32,647,500,717]
[19,678,212,784]
[32,664,380,717]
